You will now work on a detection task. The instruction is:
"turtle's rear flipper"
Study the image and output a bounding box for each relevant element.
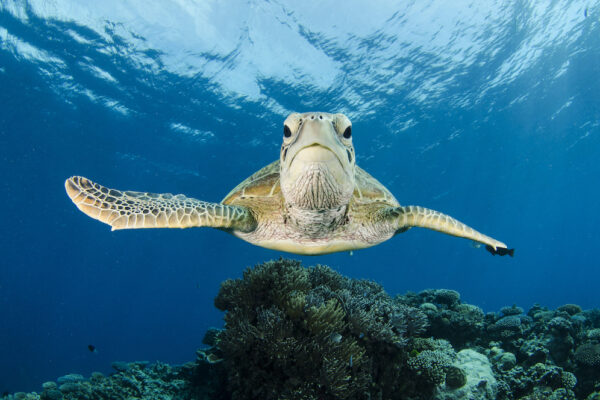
[486,245,515,257]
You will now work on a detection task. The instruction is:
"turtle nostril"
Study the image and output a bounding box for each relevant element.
[319,115,323,120]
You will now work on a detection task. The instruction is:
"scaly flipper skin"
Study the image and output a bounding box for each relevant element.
[380,205,513,254]
[65,176,256,232]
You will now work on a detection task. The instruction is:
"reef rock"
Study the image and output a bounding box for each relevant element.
[434,349,497,400]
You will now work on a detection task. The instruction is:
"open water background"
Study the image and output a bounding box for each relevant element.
[0,0,599,393]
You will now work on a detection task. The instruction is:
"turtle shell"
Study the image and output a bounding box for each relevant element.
[221,160,282,206]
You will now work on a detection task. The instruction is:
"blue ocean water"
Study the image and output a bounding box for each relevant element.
[0,0,599,393]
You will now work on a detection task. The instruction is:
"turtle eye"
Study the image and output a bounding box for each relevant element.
[343,126,352,139]
[283,124,292,138]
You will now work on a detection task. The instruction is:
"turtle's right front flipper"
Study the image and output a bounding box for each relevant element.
[65,176,256,232]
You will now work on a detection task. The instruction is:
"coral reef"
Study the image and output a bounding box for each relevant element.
[1,360,216,400]
[399,289,485,349]
[212,258,434,399]
[4,258,600,400]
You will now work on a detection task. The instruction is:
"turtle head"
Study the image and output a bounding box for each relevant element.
[279,112,356,210]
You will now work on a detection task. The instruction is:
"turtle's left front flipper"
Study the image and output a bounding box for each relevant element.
[379,205,513,256]
[65,176,256,232]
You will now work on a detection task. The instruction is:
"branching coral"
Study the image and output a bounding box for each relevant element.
[407,349,453,386]
[305,298,346,335]
[211,258,434,400]
[398,290,483,348]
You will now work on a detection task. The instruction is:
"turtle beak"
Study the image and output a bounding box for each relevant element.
[288,118,347,169]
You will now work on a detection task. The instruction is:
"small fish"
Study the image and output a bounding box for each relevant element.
[349,355,353,368]
[485,245,515,257]
[584,8,588,17]
[88,344,97,353]
[329,332,342,343]
[349,251,353,256]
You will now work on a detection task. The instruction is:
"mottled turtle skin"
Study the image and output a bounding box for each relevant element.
[65,112,512,256]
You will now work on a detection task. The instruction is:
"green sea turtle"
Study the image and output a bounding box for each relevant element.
[65,112,513,256]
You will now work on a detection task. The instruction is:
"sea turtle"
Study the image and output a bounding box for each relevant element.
[65,112,513,256]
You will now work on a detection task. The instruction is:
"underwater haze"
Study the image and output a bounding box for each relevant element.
[1,0,599,393]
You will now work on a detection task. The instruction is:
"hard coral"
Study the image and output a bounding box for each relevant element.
[548,317,572,334]
[419,289,461,308]
[399,290,484,348]
[212,258,433,400]
[586,328,600,341]
[501,305,524,316]
[557,304,583,316]
[407,349,453,386]
[575,342,600,367]
[37,361,200,400]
